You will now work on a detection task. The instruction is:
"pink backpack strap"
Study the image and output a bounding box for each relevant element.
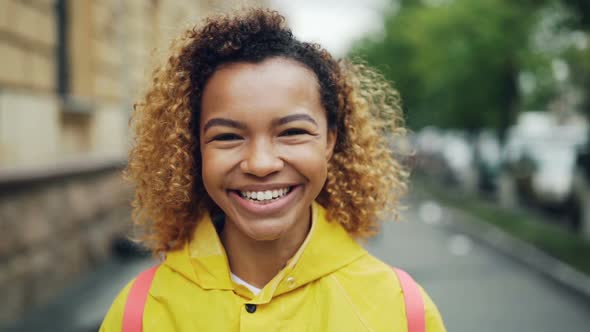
[122,265,160,332]
[393,267,426,332]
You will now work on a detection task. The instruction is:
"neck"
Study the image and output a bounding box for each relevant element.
[220,210,311,289]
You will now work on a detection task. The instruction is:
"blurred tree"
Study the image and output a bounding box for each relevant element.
[562,0,590,28]
[352,0,589,135]
[352,0,538,136]
[521,0,590,116]
[562,0,590,117]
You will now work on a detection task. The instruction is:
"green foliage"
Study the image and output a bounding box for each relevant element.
[352,0,588,131]
[564,42,590,116]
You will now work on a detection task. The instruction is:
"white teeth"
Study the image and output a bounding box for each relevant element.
[240,187,291,202]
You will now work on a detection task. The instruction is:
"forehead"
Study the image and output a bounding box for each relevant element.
[200,57,324,123]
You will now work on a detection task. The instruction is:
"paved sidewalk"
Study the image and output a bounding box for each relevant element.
[366,194,590,332]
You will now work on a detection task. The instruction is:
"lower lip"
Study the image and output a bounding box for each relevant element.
[229,186,302,216]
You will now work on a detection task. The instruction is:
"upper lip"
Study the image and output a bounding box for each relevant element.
[231,183,299,191]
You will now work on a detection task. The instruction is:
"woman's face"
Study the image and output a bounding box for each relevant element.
[200,57,336,242]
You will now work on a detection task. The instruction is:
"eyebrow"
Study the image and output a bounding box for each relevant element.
[203,118,246,133]
[273,114,318,127]
[202,113,318,133]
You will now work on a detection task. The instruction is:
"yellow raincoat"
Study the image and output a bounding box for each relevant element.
[100,202,446,331]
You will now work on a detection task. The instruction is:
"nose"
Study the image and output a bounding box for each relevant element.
[240,138,284,177]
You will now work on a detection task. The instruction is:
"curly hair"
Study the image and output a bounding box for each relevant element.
[125,8,408,255]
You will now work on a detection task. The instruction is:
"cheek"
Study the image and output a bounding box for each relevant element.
[280,142,330,178]
[199,151,215,195]
[200,147,231,189]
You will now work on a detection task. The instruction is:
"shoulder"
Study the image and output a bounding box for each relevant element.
[330,254,402,307]
[99,264,165,332]
[332,254,447,332]
[99,275,136,332]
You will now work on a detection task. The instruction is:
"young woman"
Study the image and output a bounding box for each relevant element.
[100,8,446,331]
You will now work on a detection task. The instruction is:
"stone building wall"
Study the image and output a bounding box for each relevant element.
[0,0,59,166]
[0,0,56,91]
[0,0,268,324]
[0,164,131,323]
[1,0,266,167]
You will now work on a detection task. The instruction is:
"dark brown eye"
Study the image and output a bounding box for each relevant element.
[280,129,310,136]
[213,133,242,141]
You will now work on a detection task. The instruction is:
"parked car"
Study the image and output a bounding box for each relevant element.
[473,130,502,194]
[413,127,451,179]
[572,146,590,237]
[498,111,589,231]
[413,127,477,191]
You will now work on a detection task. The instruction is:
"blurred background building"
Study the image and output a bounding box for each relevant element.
[0,0,266,325]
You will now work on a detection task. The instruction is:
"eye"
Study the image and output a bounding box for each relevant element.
[212,133,242,141]
[280,128,310,137]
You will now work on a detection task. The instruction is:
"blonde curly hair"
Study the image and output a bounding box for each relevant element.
[125,8,408,255]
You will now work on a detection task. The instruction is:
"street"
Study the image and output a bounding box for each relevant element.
[367,193,590,331]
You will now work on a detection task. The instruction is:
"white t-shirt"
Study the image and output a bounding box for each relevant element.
[230,272,262,295]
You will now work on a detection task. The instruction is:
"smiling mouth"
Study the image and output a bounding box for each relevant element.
[232,186,295,204]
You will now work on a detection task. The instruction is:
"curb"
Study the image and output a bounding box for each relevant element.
[440,203,590,300]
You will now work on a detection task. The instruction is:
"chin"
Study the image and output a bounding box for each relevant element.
[240,218,293,242]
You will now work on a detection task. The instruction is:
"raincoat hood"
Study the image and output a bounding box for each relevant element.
[164,201,367,302]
